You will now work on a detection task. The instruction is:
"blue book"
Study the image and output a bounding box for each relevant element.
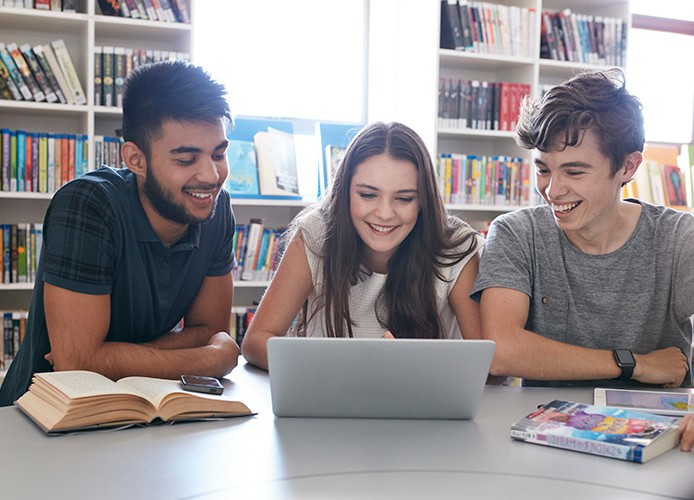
[16,130,26,192]
[225,139,259,196]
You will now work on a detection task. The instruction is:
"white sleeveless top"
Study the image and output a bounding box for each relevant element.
[295,208,484,339]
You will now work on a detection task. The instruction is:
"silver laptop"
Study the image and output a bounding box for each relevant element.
[267,337,495,419]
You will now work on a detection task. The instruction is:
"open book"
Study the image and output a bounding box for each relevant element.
[16,371,253,434]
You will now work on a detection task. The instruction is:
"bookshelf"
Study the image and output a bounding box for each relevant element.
[435,0,631,229]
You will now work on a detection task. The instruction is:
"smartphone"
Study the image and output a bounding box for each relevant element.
[180,375,224,395]
[594,387,694,417]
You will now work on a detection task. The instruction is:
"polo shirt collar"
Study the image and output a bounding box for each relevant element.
[126,172,201,250]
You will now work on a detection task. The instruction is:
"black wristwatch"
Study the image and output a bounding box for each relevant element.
[613,349,636,381]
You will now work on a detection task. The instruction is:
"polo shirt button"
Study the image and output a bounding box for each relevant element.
[542,297,548,304]
[162,262,169,269]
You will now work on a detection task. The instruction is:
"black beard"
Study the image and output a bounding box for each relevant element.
[142,166,218,225]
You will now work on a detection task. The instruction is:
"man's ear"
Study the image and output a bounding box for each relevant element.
[121,141,147,176]
[621,151,643,182]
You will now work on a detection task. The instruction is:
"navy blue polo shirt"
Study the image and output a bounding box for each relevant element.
[0,167,235,406]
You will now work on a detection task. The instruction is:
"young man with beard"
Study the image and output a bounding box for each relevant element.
[0,61,239,406]
[471,70,694,394]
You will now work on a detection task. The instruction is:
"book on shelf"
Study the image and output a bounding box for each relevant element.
[0,42,32,101]
[50,39,87,106]
[7,43,44,102]
[240,217,264,281]
[40,42,76,105]
[225,139,259,196]
[253,128,300,198]
[31,44,67,104]
[18,44,57,103]
[510,399,681,463]
[662,164,689,209]
[0,57,22,101]
[440,0,465,50]
[96,0,122,16]
[16,370,254,434]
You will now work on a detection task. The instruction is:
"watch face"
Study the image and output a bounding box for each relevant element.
[614,349,635,365]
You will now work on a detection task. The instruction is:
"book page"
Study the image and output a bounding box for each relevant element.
[36,371,143,399]
[117,376,186,408]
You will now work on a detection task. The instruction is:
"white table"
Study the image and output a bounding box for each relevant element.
[1,359,692,499]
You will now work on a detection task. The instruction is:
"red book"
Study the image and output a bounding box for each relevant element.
[67,135,76,182]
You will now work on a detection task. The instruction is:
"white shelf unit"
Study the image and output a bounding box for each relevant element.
[435,0,631,224]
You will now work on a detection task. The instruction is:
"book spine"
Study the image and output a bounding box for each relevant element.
[41,43,75,104]
[31,44,67,104]
[19,44,57,103]
[1,129,9,191]
[0,57,23,101]
[0,43,32,101]
[47,134,55,193]
[114,47,126,107]
[31,132,39,192]
[93,46,103,106]
[50,39,87,105]
[101,46,114,107]
[7,43,45,102]
[510,428,638,462]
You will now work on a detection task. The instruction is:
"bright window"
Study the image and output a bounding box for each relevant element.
[628,1,694,143]
[192,0,366,123]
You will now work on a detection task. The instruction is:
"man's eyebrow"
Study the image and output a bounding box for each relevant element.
[534,158,594,169]
[169,140,228,155]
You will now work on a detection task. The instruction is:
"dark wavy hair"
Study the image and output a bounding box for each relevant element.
[292,122,478,339]
[121,60,232,158]
[516,69,644,177]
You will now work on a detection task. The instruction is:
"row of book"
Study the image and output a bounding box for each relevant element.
[232,219,286,283]
[0,39,86,105]
[1,128,89,193]
[438,79,531,132]
[440,0,537,58]
[437,153,533,207]
[1,0,76,10]
[230,306,256,347]
[94,135,123,170]
[94,46,190,108]
[623,160,690,210]
[1,223,42,285]
[2,310,27,370]
[540,9,627,67]
[97,0,190,24]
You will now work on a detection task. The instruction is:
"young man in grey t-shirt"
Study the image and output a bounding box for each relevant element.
[471,69,694,391]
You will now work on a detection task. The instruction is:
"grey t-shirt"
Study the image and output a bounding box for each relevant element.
[471,200,694,387]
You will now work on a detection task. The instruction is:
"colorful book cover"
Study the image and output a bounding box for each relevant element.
[225,139,259,196]
[0,42,32,101]
[0,57,22,101]
[511,399,681,463]
[19,43,57,103]
[7,43,45,102]
[32,44,67,104]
